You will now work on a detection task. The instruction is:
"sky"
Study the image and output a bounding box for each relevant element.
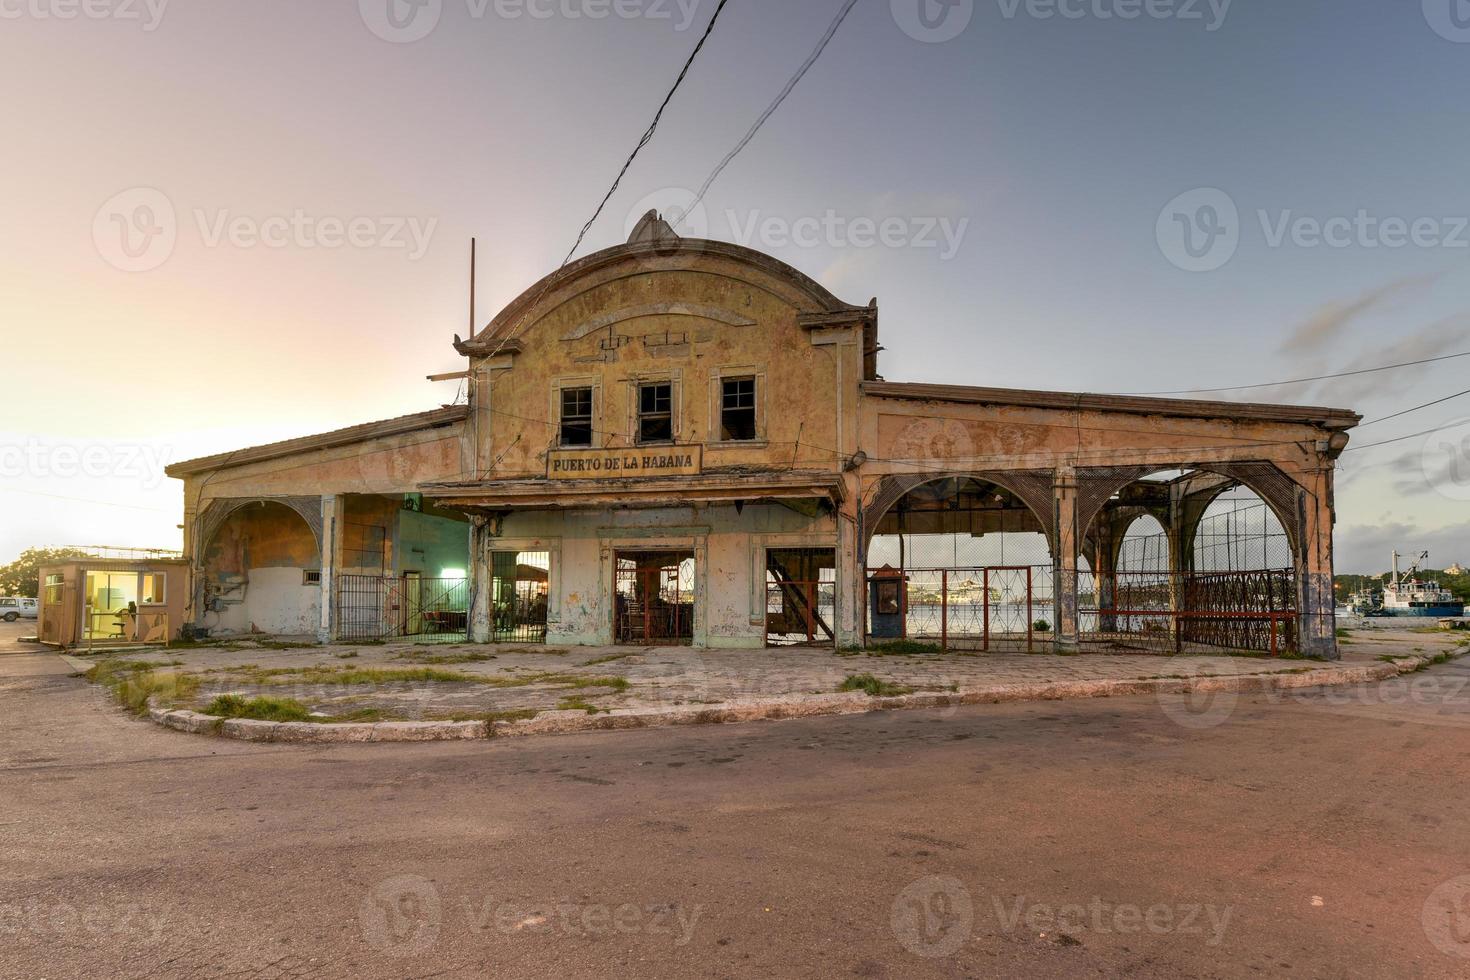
[2,0,1468,575]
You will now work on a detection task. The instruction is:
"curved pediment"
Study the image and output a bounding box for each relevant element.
[466,225,870,353]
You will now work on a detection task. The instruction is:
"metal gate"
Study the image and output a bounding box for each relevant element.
[614,552,694,645]
[338,574,469,641]
[1077,568,1299,655]
[867,565,1052,652]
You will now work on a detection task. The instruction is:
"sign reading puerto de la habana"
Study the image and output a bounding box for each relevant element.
[547,446,703,480]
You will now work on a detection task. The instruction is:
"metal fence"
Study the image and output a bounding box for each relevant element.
[868,564,1054,652]
[1078,568,1299,655]
[338,574,469,641]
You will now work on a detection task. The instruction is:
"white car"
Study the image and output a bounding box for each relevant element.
[0,597,38,622]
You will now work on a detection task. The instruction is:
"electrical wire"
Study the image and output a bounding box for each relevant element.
[1118,350,1470,396]
[684,0,862,215]
[1357,386,1470,428]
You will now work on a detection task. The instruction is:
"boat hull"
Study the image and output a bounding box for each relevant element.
[1376,605,1465,618]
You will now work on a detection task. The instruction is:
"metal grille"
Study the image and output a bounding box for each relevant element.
[1078,569,1298,655]
[866,565,1053,652]
[338,574,468,641]
[614,553,694,645]
[490,551,549,643]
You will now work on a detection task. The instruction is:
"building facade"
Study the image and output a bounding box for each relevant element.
[166,216,1359,657]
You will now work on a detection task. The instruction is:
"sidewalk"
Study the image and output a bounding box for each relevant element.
[70,625,1468,742]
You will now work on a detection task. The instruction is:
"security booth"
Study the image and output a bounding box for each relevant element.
[37,553,188,649]
[868,565,906,639]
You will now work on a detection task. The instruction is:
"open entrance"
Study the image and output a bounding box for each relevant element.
[766,549,836,646]
[1079,471,1299,655]
[614,551,694,645]
[865,477,1055,651]
[490,551,550,642]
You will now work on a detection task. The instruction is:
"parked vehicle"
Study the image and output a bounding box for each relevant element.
[0,597,39,622]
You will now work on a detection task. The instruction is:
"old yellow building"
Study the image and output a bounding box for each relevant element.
[167,215,1358,657]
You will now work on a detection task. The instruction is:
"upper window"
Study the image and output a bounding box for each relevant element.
[720,377,757,441]
[638,383,674,444]
[559,387,593,447]
[43,574,63,606]
[141,573,166,605]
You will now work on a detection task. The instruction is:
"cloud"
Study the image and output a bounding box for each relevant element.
[1334,519,1470,574]
[1277,274,1436,357]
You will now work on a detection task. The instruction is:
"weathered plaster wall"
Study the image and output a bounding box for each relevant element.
[486,502,836,648]
[202,502,321,636]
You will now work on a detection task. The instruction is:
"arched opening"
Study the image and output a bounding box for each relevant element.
[201,500,322,638]
[1079,468,1299,655]
[864,476,1056,650]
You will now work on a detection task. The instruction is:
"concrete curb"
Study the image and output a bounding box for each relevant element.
[135,652,1457,744]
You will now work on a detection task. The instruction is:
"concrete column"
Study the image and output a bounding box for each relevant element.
[1053,467,1080,652]
[317,494,345,644]
[1298,469,1339,660]
[1167,501,1186,653]
[836,477,862,648]
[469,516,493,644]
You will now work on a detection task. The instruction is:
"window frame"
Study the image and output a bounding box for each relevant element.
[558,385,594,448]
[719,376,758,442]
[636,381,676,445]
[140,573,167,606]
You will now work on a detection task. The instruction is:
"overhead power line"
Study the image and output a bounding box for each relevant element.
[560,0,732,268]
[1357,386,1470,428]
[1121,350,1470,397]
[684,0,862,214]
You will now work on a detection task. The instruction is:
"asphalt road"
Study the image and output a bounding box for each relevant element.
[4,622,1470,979]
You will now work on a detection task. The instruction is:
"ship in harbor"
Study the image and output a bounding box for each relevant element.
[1374,551,1465,618]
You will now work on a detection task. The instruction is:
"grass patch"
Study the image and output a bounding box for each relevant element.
[393,651,497,665]
[580,653,632,667]
[536,673,629,692]
[838,673,915,698]
[837,640,942,657]
[205,694,314,723]
[334,651,359,659]
[85,660,199,715]
[1335,627,1354,638]
[557,696,609,715]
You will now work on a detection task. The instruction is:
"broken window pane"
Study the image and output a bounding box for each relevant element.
[721,376,757,441]
[638,383,673,443]
[560,386,593,447]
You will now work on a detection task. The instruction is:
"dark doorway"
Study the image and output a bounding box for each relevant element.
[766,549,837,646]
[614,551,695,645]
